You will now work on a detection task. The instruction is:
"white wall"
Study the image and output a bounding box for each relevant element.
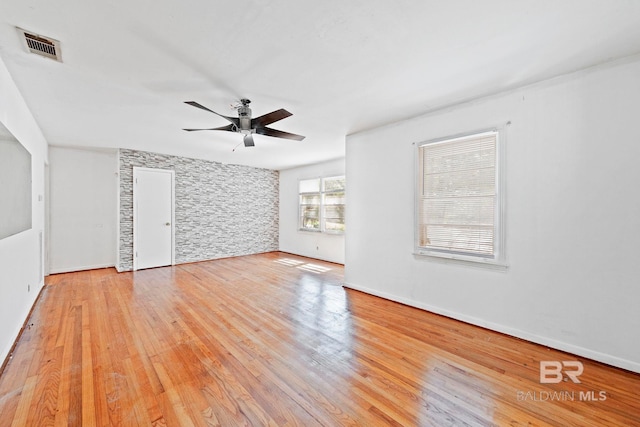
[48,147,118,274]
[345,56,640,373]
[279,158,345,264]
[0,55,48,365]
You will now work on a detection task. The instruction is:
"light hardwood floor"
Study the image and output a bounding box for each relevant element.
[0,252,638,426]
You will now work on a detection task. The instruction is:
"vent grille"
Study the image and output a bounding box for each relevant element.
[18,28,62,62]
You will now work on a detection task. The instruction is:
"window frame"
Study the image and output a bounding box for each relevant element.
[298,175,345,234]
[414,127,506,266]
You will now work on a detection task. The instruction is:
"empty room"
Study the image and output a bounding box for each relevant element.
[1,1,639,426]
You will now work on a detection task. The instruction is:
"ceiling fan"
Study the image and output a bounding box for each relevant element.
[183,98,305,147]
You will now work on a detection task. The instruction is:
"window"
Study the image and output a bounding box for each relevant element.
[322,176,346,233]
[299,178,321,231]
[416,130,503,263]
[299,176,345,233]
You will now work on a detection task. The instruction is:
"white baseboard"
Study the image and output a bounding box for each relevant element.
[48,263,115,275]
[1,282,45,373]
[343,282,640,374]
[278,250,344,265]
[0,322,24,372]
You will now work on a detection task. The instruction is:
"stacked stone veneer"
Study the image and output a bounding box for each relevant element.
[118,149,279,271]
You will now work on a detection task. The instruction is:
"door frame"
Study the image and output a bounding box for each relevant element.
[132,167,176,271]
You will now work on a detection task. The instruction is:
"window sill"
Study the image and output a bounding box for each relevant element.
[413,250,508,271]
[298,229,345,236]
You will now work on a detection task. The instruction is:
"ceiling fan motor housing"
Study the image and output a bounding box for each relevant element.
[238,101,252,131]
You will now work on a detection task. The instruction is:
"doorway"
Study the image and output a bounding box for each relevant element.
[133,167,174,270]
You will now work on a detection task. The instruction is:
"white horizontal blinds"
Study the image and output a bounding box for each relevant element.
[419,132,497,256]
[323,176,346,232]
[300,178,321,230]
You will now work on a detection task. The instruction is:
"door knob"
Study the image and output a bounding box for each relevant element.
[165,222,171,226]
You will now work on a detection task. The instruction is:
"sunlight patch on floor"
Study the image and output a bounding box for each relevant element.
[273,258,332,274]
[297,263,332,274]
[274,258,305,266]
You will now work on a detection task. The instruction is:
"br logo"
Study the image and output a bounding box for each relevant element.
[540,361,584,383]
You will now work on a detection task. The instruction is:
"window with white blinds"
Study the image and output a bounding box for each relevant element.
[416,130,502,261]
[299,176,345,233]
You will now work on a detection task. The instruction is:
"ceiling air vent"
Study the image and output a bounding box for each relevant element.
[18,28,62,62]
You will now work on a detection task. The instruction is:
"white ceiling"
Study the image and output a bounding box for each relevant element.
[1,1,640,170]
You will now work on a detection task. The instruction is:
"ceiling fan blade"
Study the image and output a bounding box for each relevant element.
[183,124,236,132]
[252,109,292,128]
[184,101,239,124]
[244,134,255,147]
[256,127,305,141]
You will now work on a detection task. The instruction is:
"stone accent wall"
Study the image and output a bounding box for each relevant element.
[118,149,279,271]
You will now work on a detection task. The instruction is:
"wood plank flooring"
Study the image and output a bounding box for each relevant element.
[0,252,638,426]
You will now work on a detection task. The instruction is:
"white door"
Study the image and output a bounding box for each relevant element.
[133,167,174,270]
